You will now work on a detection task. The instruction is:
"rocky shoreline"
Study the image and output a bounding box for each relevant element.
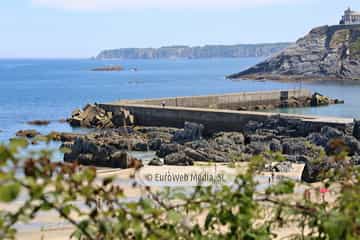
[15,104,358,184]
[59,114,360,183]
[228,25,360,81]
[13,94,357,184]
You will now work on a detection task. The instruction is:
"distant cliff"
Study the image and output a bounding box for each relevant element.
[96,43,291,59]
[228,24,360,81]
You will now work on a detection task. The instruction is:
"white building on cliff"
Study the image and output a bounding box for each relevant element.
[340,7,360,25]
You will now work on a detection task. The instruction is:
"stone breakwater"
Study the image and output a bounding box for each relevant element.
[12,89,352,183]
[115,89,342,112]
[49,89,355,183]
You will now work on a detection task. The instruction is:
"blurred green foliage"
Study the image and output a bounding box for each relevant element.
[0,138,359,239]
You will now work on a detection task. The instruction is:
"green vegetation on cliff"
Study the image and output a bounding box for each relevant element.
[96,43,291,59]
[228,24,360,81]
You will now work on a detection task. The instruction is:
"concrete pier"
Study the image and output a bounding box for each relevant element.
[115,89,312,110]
[100,89,353,134]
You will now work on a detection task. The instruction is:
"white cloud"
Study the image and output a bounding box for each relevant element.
[32,0,302,11]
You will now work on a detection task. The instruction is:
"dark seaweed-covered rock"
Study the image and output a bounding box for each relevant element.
[245,142,270,155]
[184,148,208,162]
[269,139,282,152]
[282,138,309,156]
[148,138,163,151]
[27,120,51,126]
[48,131,82,142]
[16,129,40,138]
[172,122,204,143]
[353,119,360,140]
[164,152,194,166]
[63,130,144,168]
[301,157,351,183]
[148,157,164,166]
[325,136,360,156]
[265,161,293,173]
[307,132,329,148]
[157,143,184,158]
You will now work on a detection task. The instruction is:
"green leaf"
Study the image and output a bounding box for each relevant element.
[168,210,182,223]
[322,212,347,240]
[83,168,96,182]
[0,183,21,203]
[9,138,28,150]
[62,205,72,216]
[205,213,214,229]
[266,179,295,195]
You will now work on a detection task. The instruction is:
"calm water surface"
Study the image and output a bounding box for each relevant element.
[0,58,359,143]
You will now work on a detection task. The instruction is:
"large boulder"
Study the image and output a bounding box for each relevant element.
[245,141,270,155]
[172,122,204,143]
[311,92,330,106]
[211,132,245,152]
[320,126,344,139]
[48,131,82,142]
[16,129,40,138]
[265,161,293,173]
[326,136,360,156]
[68,104,134,128]
[110,151,142,169]
[184,148,208,162]
[353,119,360,140]
[148,157,164,166]
[269,139,283,152]
[157,143,184,158]
[164,152,194,166]
[63,130,143,168]
[301,157,351,183]
[282,138,309,156]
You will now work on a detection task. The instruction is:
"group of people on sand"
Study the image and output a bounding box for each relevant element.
[304,187,331,203]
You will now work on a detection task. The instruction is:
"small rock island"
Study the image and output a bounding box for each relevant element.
[91,65,124,71]
[228,8,360,81]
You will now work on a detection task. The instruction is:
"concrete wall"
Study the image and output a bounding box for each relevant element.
[100,89,352,135]
[100,103,353,135]
[118,89,311,110]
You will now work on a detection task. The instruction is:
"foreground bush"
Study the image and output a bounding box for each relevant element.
[0,139,359,239]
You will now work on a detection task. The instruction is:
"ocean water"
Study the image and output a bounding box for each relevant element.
[0,57,359,143]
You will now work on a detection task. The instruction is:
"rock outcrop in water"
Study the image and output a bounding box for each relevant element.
[96,43,291,59]
[91,65,123,71]
[68,104,134,128]
[228,24,360,81]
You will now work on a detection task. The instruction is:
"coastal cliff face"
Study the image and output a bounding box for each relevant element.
[228,25,360,81]
[96,43,291,59]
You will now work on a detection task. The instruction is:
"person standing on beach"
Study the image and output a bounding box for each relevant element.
[161,101,166,108]
[320,187,330,202]
[271,171,275,183]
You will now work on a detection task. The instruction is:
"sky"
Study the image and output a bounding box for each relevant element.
[1,0,360,58]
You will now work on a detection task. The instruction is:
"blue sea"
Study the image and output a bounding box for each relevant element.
[0,57,359,143]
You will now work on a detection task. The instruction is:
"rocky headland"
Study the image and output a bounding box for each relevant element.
[96,43,291,60]
[228,24,360,81]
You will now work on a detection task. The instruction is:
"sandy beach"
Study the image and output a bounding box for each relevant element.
[3,162,309,240]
